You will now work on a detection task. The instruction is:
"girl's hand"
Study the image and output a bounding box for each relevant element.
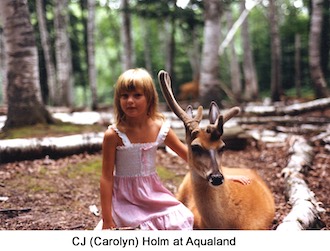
[229,175,251,185]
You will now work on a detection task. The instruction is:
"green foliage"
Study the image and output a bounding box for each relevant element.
[19,0,328,108]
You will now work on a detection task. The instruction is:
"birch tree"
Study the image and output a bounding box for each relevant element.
[309,0,329,98]
[225,10,242,102]
[36,0,57,105]
[269,0,282,101]
[0,0,53,129]
[199,0,222,106]
[0,27,6,105]
[54,0,74,107]
[240,1,258,101]
[87,0,98,110]
[120,0,134,70]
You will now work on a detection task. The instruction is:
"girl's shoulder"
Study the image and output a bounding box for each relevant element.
[104,125,120,143]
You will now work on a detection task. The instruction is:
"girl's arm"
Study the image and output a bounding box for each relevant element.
[164,128,188,162]
[100,128,117,229]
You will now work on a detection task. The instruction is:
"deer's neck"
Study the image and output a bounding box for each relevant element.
[190,170,230,228]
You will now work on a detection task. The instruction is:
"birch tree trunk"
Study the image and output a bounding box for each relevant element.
[87,0,98,110]
[0,28,7,105]
[309,0,329,98]
[226,10,242,102]
[199,0,222,106]
[240,1,258,101]
[164,17,175,79]
[54,0,74,107]
[141,18,152,74]
[295,34,302,98]
[36,0,57,106]
[269,0,283,102]
[0,0,53,129]
[120,0,133,70]
[320,0,329,79]
[186,26,201,80]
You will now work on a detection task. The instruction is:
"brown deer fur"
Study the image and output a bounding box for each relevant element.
[158,70,275,230]
[178,80,199,100]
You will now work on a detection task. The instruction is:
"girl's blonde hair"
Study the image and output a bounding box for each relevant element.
[114,68,164,126]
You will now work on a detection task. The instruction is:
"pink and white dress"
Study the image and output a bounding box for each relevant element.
[95,121,194,230]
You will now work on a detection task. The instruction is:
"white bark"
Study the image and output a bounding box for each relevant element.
[87,0,98,110]
[276,136,325,230]
[243,97,330,116]
[54,0,73,107]
[0,133,103,163]
[36,0,57,105]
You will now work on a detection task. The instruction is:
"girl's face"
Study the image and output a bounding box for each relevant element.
[119,88,148,119]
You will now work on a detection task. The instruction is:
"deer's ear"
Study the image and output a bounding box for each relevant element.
[216,115,224,136]
[186,105,193,118]
[209,101,220,124]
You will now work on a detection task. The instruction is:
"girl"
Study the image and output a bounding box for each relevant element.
[96,68,249,230]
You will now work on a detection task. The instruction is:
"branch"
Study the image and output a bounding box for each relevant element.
[219,0,260,55]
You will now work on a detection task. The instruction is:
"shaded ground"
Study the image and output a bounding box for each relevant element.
[0,138,328,230]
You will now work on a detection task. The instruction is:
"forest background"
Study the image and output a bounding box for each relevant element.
[0,0,329,129]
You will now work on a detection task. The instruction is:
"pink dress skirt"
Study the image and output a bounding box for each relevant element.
[95,121,194,230]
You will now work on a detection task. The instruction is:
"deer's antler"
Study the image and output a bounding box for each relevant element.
[158,70,203,132]
[223,106,241,123]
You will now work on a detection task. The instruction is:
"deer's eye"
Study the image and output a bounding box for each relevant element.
[191,144,206,155]
[217,145,226,154]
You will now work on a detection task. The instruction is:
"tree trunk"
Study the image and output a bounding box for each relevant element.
[141,18,152,74]
[54,0,74,107]
[320,0,329,79]
[269,0,283,102]
[199,0,222,106]
[87,0,98,110]
[120,0,133,70]
[240,1,258,101]
[164,16,175,80]
[36,0,57,106]
[309,0,329,98]
[0,0,53,129]
[226,10,242,102]
[295,34,302,98]
[0,28,7,105]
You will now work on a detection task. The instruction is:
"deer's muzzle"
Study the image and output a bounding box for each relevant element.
[207,149,224,186]
[208,172,224,186]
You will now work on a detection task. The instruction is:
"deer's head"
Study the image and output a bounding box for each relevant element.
[158,70,240,187]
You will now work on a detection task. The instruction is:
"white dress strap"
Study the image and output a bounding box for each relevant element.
[108,125,131,146]
[156,120,171,144]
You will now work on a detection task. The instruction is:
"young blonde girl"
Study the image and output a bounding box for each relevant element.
[96,68,249,230]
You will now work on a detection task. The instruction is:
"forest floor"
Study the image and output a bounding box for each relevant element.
[0,104,329,230]
[0,138,328,230]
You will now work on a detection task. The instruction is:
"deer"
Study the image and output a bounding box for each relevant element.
[158,70,275,230]
[178,79,199,101]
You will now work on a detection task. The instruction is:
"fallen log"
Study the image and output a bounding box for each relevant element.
[0,133,103,163]
[237,115,330,125]
[243,97,330,116]
[276,136,325,230]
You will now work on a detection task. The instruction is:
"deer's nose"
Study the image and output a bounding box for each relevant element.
[208,173,224,186]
